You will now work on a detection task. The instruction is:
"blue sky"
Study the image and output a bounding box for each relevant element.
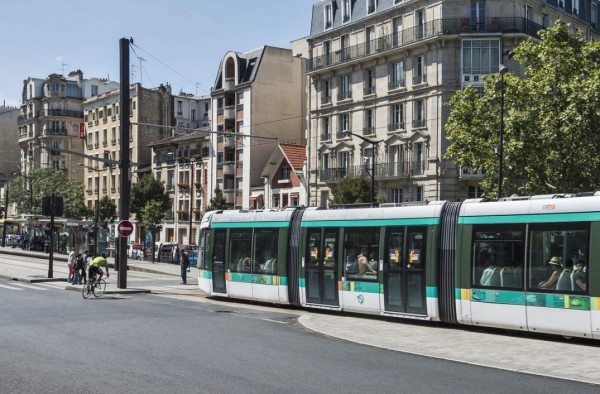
[0,0,314,107]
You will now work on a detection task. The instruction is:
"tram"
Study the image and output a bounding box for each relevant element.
[197,193,599,340]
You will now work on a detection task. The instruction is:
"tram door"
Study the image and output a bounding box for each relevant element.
[384,227,427,315]
[305,229,339,306]
[211,230,227,294]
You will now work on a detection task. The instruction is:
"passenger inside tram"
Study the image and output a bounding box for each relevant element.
[358,247,376,275]
[478,250,495,286]
[574,259,587,291]
[539,256,562,289]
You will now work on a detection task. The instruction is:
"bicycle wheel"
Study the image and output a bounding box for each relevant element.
[93,279,106,298]
[82,282,91,299]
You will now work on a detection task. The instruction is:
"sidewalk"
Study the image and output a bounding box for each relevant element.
[1,245,599,385]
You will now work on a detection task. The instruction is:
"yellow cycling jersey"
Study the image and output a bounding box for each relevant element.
[89,256,108,268]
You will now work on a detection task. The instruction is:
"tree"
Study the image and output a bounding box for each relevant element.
[98,196,117,228]
[130,175,170,244]
[330,177,372,205]
[445,23,600,198]
[141,200,166,263]
[9,168,88,218]
[206,187,232,211]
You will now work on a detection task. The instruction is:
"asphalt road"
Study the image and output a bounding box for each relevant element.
[1,278,598,394]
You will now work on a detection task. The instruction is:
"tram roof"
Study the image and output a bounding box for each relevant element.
[459,194,600,224]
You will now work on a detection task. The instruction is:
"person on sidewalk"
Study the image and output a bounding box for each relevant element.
[68,249,76,284]
[180,249,190,284]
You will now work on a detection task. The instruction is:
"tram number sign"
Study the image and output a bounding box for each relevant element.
[117,220,134,237]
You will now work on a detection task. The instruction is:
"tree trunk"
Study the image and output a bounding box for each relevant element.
[151,232,156,264]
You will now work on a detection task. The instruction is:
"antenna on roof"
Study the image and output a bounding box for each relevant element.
[61,63,70,76]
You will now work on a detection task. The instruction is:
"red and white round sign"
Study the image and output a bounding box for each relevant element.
[117,220,134,237]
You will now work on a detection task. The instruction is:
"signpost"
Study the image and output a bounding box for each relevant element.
[117,220,134,237]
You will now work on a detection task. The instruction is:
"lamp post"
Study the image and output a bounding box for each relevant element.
[343,131,383,206]
[492,49,514,199]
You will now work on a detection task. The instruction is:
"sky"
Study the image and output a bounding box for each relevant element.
[0,0,315,107]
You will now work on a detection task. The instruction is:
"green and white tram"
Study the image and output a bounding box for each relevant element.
[198,193,599,340]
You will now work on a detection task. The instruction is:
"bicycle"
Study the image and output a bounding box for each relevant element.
[82,275,107,299]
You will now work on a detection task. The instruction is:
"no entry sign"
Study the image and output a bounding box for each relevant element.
[117,220,134,237]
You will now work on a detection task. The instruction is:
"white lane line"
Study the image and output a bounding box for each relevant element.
[10,282,50,290]
[0,283,24,290]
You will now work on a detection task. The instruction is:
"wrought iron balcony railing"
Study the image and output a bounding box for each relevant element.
[307,17,543,72]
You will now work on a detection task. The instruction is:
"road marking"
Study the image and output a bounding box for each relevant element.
[10,282,50,290]
[0,283,24,290]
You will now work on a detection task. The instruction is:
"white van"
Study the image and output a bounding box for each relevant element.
[154,242,177,262]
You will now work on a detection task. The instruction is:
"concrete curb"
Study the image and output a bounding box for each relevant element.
[64,285,151,295]
[0,274,67,283]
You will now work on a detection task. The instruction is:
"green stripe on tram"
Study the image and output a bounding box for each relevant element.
[426,286,438,298]
[459,288,591,310]
[458,211,600,225]
[211,221,290,228]
[228,273,287,286]
[302,218,439,228]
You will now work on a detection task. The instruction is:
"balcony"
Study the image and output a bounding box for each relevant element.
[321,95,331,105]
[223,189,234,204]
[307,17,543,72]
[337,91,352,101]
[44,128,68,136]
[223,78,235,92]
[412,119,427,129]
[336,131,350,139]
[224,136,235,148]
[413,74,427,85]
[39,109,84,118]
[320,133,331,141]
[411,160,426,175]
[388,80,406,90]
[460,167,486,180]
[388,122,405,132]
[223,162,235,175]
[223,106,234,119]
[363,127,375,136]
[363,86,376,96]
[319,162,412,182]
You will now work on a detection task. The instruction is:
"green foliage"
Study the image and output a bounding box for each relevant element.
[141,200,165,234]
[130,174,170,222]
[446,23,600,198]
[206,187,232,211]
[98,196,117,227]
[330,177,372,204]
[9,168,88,218]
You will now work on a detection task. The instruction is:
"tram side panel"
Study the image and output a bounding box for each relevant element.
[591,222,600,340]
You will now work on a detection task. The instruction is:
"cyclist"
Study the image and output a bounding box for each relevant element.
[88,252,110,284]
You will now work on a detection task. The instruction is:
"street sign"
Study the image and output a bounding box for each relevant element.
[117,220,134,237]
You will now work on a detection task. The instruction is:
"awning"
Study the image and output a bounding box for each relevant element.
[250,192,263,201]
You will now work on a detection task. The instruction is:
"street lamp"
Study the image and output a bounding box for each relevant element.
[343,131,383,206]
[491,49,514,199]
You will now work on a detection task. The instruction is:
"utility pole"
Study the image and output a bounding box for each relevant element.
[118,37,131,289]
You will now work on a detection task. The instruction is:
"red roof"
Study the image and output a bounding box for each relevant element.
[279,143,306,171]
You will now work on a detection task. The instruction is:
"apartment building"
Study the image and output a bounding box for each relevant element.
[0,105,19,181]
[306,0,600,207]
[150,130,211,244]
[82,83,172,240]
[209,45,307,209]
[260,143,308,209]
[173,92,211,131]
[17,70,119,181]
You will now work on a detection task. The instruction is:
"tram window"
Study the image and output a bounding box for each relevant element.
[253,229,279,274]
[471,224,525,290]
[229,230,253,273]
[199,229,208,270]
[344,229,379,280]
[213,230,226,265]
[528,223,589,294]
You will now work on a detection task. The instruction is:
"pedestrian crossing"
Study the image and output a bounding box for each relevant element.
[0,281,60,291]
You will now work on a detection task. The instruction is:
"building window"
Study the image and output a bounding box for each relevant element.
[364,109,375,135]
[321,117,331,140]
[91,85,98,96]
[413,142,424,175]
[191,109,196,121]
[366,26,375,54]
[338,75,351,100]
[321,79,331,104]
[338,113,351,136]
[468,186,484,198]
[324,3,333,29]
[282,167,291,180]
[320,191,329,208]
[290,195,299,207]
[592,4,597,28]
[573,0,579,15]
[413,56,426,84]
[363,147,373,169]
[462,39,500,78]
[367,0,377,14]
[389,188,402,203]
[389,61,405,89]
[364,68,375,95]
[413,99,426,128]
[389,103,404,131]
[338,151,349,170]
[393,17,403,46]
[416,186,423,201]
[321,153,330,170]
[341,34,350,60]
[415,8,425,39]
[471,1,486,30]
[342,0,351,22]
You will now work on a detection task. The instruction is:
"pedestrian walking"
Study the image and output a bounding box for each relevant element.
[180,249,190,285]
[68,249,76,284]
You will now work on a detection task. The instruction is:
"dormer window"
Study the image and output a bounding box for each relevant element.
[342,0,351,23]
[367,0,377,14]
[324,3,333,29]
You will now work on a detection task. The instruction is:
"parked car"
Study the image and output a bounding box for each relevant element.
[127,243,144,260]
[5,234,19,247]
